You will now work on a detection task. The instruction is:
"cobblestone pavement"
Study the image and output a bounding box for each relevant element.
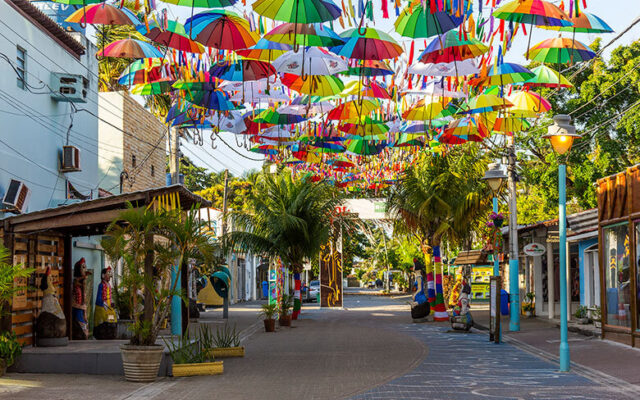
[1,295,636,400]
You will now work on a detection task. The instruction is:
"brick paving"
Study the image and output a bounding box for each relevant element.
[1,295,638,400]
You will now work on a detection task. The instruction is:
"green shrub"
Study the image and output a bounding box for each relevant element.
[212,324,240,348]
[0,331,23,367]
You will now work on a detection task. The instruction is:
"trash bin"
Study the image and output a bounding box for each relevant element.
[261,281,268,298]
[500,289,509,316]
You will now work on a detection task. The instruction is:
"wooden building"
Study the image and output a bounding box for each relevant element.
[597,164,640,347]
[1,185,210,345]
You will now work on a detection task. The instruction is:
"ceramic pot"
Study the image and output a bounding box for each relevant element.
[120,344,163,382]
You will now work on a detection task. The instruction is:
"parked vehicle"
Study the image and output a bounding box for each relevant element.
[303,280,320,302]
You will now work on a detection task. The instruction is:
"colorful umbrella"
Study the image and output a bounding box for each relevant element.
[236,38,292,62]
[341,80,391,99]
[394,1,467,39]
[130,78,174,95]
[327,155,355,168]
[492,117,531,134]
[209,60,276,82]
[97,39,164,58]
[526,37,597,64]
[254,109,307,125]
[252,0,341,23]
[327,100,379,121]
[480,62,535,86]
[403,99,448,121]
[162,0,237,7]
[118,59,164,85]
[272,47,347,76]
[418,30,488,64]
[391,133,426,148]
[136,20,204,53]
[331,28,403,61]
[345,139,387,156]
[65,4,137,25]
[264,23,344,47]
[281,74,344,96]
[408,59,479,76]
[186,90,238,110]
[522,64,573,88]
[185,10,258,50]
[461,95,513,114]
[542,11,613,34]
[342,60,394,77]
[443,116,489,142]
[506,91,551,117]
[493,0,572,27]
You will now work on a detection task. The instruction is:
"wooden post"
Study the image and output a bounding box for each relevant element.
[1,225,14,333]
[63,235,72,340]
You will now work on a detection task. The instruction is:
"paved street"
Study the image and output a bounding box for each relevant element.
[1,294,637,400]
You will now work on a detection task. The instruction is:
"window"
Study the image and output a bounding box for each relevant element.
[603,223,631,328]
[131,155,136,168]
[151,165,155,177]
[16,47,26,90]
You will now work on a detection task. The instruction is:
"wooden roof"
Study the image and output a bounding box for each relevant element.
[454,250,487,266]
[1,185,211,236]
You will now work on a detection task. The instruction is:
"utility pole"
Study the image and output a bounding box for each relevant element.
[221,169,229,319]
[169,126,180,185]
[507,136,520,332]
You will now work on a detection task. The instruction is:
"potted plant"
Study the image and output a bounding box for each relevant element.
[592,306,602,329]
[165,325,222,377]
[522,292,535,317]
[260,303,278,332]
[102,205,217,382]
[0,332,23,376]
[574,305,590,324]
[278,294,293,327]
[208,323,244,358]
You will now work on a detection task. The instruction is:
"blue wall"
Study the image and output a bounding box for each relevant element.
[578,237,598,305]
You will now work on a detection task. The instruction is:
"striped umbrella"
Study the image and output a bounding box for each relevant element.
[481,62,535,87]
[252,0,341,23]
[136,20,204,53]
[209,60,276,82]
[395,1,468,39]
[542,11,613,34]
[131,78,174,95]
[254,109,307,125]
[185,10,258,50]
[522,65,573,88]
[65,4,138,25]
[281,74,344,96]
[327,100,379,122]
[331,28,403,61]
[506,91,551,117]
[418,30,488,64]
[97,39,164,58]
[526,37,596,64]
[236,39,292,62]
[264,23,344,47]
[493,0,572,27]
[342,60,394,77]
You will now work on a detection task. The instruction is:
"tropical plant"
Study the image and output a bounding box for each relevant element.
[0,331,22,367]
[574,305,588,319]
[212,323,240,348]
[279,294,293,317]
[101,203,217,346]
[164,325,215,365]
[0,244,34,316]
[259,303,278,320]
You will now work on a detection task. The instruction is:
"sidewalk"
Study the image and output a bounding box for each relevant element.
[473,309,640,386]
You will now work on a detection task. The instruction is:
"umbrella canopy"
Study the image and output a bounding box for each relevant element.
[97,38,164,58]
[480,62,535,86]
[136,20,204,53]
[163,0,237,6]
[209,60,276,81]
[341,80,391,99]
[408,59,479,76]
[185,10,258,50]
[391,133,426,148]
[331,28,403,61]
[342,59,394,76]
[118,59,164,85]
[338,120,389,137]
[186,90,238,110]
[282,74,344,96]
[308,140,346,153]
[327,99,379,121]
[395,1,467,39]
[131,79,174,95]
[252,0,341,23]
[272,47,347,76]
[542,11,613,34]
[492,117,531,134]
[462,94,513,114]
[418,30,488,63]
[264,23,344,47]
[443,116,489,142]
[236,38,292,61]
[506,91,551,117]
[65,4,138,25]
[403,78,466,98]
[493,0,572,27]
[403,99,448,121]
[327,155,355,168]
[345,139,387,155]
[522,65,573,88]
[526,37,597,64]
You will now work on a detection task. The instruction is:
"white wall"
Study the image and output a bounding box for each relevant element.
[97,92,124,194]
[0,0,98,214]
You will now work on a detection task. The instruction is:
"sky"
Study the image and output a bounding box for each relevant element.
[135,0,640,176]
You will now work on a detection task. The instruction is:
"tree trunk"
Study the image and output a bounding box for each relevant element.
[431,243,448,321]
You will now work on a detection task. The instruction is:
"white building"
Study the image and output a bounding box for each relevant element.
[0,0,99,214]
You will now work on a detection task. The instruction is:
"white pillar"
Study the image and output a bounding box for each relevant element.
[547,241,555,319]
[584,250,592,307]
[593,252,600,307]
[566,241,572,321]
[534,247,543,317]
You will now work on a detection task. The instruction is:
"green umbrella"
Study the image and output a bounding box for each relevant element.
[130,79,174,95]
[345,139,387,155]
[162,0,237,7]
[252,0,341,24]
[522,65,573,88]
[395,2,466,39]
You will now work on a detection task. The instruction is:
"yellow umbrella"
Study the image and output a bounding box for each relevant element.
[327,99,379,121]
[402,99,448,121]
[464,94,513,114]
[492,116,531,134]
[506,91,551,117]
[282,74,344,97]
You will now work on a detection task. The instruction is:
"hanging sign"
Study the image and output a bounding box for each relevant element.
[524,243,546,257]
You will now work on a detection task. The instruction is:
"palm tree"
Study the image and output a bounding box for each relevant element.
[227,171,342,318]
[387,145,491,319]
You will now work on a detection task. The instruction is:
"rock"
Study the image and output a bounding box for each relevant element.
[36,311,66,338]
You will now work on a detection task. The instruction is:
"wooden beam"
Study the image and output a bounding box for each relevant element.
[63,235,72,341]
[12,209,135,234]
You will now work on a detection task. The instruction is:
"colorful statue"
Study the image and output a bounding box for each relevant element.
[451,282,473,331]
[36,267,67,346]
[72,258,91,340]
[448,267,464,308]
[94,267,117,339]
[411,257,430,319]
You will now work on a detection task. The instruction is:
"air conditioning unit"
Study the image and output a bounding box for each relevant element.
[50,73,88,103]
[3,179,30,214]
[61,145,81,172]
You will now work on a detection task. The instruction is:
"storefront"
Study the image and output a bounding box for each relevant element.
[597,165,640,347]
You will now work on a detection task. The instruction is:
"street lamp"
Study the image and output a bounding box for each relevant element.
[482,163,507,277]
[543,114,581,372]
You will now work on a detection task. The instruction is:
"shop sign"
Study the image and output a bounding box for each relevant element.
[524,243,546,257]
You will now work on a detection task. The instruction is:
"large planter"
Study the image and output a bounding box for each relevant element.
[208,347,244,358]
[120,344,164,382]
[264,319,276,332]
[172,361,223,377]
[278,314,291,327]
